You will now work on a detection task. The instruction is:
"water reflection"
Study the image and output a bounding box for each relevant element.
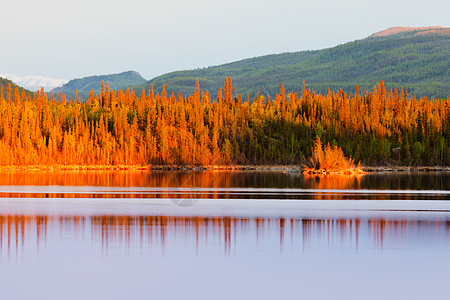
[0,172,449,300]
[0,188,448,201]
[1,170,450,203]
[2,214,450,260]
[0,171,450,190]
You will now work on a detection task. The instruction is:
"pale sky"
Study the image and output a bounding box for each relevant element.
[1,0,449,80]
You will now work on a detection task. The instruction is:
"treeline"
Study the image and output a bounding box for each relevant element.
[0,78,448,166]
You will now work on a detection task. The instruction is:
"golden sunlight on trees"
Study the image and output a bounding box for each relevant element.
[303,136,364,175]
[0,78,448,168]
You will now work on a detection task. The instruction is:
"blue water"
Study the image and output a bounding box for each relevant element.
[0,171,449,300]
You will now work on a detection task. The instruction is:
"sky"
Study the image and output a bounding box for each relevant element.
[1,0,449,81]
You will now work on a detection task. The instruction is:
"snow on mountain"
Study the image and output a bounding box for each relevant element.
[0,73,69,92]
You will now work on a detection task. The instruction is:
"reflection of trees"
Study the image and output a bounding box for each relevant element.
[0,170,284,189]
[0,172,447,202]
[301,174,364,200]
[0,171,449,194]
[1,215,450,259]
[300,174,449,200]
[0,215,48,255]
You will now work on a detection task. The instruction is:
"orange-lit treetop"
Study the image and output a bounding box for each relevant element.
[0,78,448,167]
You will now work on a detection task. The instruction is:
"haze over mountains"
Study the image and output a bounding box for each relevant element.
[2,26,449,99]
[0,73,68,92]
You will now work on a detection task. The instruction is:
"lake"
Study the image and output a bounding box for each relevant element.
[1,171,450,300]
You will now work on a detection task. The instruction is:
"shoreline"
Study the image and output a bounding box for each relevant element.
[0,164,449,173]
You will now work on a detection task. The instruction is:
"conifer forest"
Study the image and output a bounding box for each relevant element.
[0,78,448,167]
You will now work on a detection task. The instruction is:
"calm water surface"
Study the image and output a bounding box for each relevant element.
[1,171,450,300]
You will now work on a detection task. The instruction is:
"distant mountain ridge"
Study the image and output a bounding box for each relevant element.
[139,26,449,99]
[0,73,68,92]
[370,26,450,38]
[52,71,147,98]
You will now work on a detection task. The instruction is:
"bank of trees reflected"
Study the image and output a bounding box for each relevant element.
[1,215,449,258]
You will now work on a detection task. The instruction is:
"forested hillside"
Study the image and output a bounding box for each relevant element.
[52,71,147,99]
[0,79,448,167]
[141,27,449,99]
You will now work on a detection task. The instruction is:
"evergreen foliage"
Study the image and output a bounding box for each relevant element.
[0,79,448,167]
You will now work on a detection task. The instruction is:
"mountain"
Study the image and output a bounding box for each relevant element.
[370,26,450,38]
[140,26,450,99]
[0,73,68,92]
[53,71,147,98]
[0,77,34,100]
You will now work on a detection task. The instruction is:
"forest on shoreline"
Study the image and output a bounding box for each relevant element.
[0,78,448,167]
